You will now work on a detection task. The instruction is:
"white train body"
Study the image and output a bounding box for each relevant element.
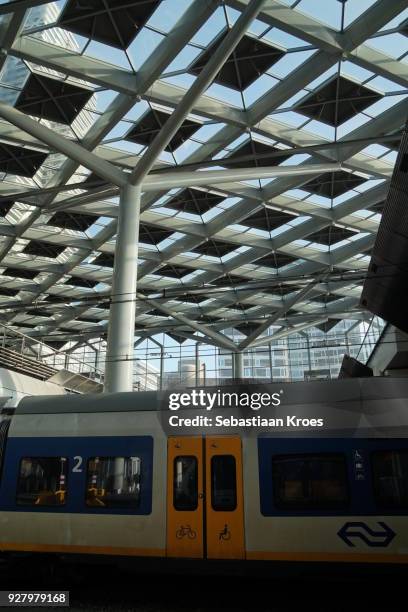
[0,378,407,567]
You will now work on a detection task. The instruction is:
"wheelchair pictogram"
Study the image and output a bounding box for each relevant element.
[219,524,231,541]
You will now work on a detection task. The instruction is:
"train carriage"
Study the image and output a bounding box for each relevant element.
[0,378,407,569]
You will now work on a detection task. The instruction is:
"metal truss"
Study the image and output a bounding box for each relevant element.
[0,0,406,389]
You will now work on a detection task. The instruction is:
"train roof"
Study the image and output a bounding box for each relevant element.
[15,390,157,414]
[13,377,408,415]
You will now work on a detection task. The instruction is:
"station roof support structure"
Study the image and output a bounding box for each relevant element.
[0,0,404,390]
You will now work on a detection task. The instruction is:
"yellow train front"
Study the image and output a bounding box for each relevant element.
[0,378,407,568]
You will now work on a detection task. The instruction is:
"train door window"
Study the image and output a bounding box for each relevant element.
[372,450,408,509]
[173,456,198,511]
[16,457,67,506]
[272,454,348,510]
[86,457,141,508]
[211,455,237,511]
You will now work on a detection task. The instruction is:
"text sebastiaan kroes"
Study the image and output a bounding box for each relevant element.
[167,389,324,428]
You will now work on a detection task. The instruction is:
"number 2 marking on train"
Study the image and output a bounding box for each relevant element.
[72,456,83,472]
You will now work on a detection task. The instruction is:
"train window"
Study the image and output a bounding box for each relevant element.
[16,457,67,506]
[173,456,198,511]
[372,450,408,509]
[211,455,237,511]
[86,457,141,508]
[272,454,348,510]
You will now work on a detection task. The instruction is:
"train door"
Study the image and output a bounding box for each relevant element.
[166,437,204,558]
[205,436,244,559]
[166,436,244,559]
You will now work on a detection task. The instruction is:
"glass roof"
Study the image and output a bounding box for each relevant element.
[0,0,405,347]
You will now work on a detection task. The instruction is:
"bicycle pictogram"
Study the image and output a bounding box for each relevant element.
[176,525,197,539]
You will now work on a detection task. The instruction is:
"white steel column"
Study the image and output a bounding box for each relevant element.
[195,342,200,386]
[233,352,244,379]
[113,458,125,491]
[104,183,142,393]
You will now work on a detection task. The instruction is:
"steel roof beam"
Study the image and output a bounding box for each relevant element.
[247,0,406,126]
[10,36,141,95]
[230,0,343,52]
[0,102,127,187]
[1,0,405,350]
[8,9,404,151]
[349,44,408,88]
[0,0,219,330]
[138,294,238,352]
[249,319,329,349]
[31,303,366,343]
[10,0,219,94]
[105,0,269,380]
[0,0,50,16]
[0,6,26,73]
[132,307,367,337]
[237,274,328,350]
[130,0,268,185]
[141,162,342,191]
[232,0,407,85]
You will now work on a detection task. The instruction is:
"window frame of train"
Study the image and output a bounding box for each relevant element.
[85,456,142,509]
[16,456,68,507]
[371,449,408,510]
[271,453,350,511]
[0,436,153,515]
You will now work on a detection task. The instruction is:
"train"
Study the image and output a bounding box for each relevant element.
[0,377,407,570]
